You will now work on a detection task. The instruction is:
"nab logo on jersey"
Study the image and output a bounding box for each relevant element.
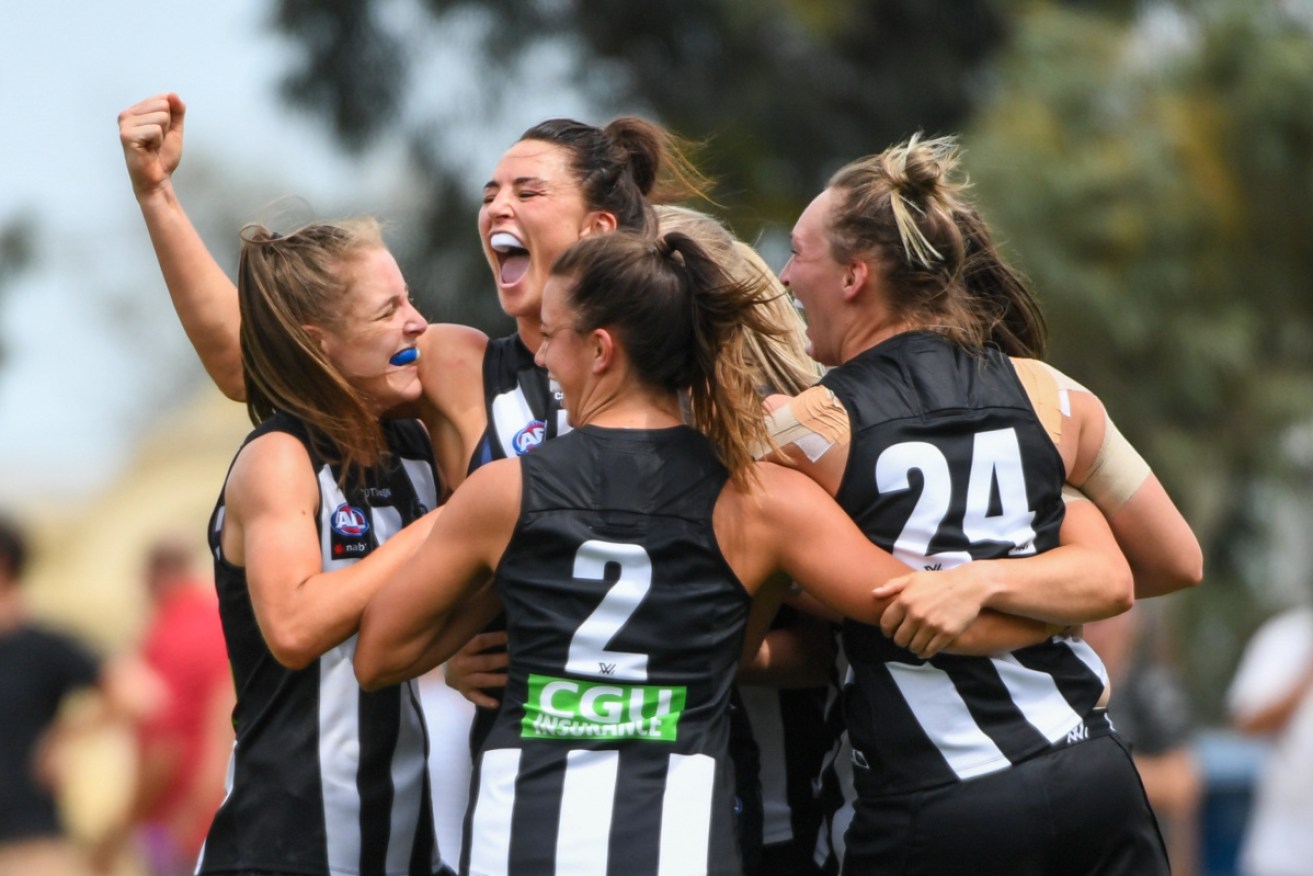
[330,503,372,559]
[513,420,546,455]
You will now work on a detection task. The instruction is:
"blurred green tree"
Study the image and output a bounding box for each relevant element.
[966,0,1313,716]
[0,214,36,370]
[269,0,1011,329]
[267,0,1313,717]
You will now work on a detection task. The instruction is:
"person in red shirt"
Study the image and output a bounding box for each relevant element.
[99,535,233,876]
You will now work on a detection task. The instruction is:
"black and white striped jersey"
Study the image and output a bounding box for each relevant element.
[818,332,1108,795]
[202,413,444,876]
[736,606,829,851]
[467,333,570,472]
[466,333,571,755]
[461,425,751,876]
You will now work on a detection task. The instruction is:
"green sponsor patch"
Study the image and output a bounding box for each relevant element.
[522,673,686,742]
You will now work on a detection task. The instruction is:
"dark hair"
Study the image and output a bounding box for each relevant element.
[551,230,784,487]
[237,218,390,482]
[520,116,712,236]
[826,135,1047,358]
[0,513,28,582]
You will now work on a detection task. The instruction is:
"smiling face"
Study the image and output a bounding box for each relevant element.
[779,188,851,367]
[315,246,428,415]
[478,139,607,327]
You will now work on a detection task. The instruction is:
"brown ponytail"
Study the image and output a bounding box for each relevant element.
[551,230,785,488]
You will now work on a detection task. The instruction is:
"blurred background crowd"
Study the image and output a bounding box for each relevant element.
[2,2,1312,875]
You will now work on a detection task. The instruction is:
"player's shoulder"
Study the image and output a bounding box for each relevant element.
[420,322,491,366]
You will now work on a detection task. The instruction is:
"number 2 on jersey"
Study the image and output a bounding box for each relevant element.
[566,540,653,682]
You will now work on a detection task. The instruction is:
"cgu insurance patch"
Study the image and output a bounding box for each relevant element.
[330,502,373,560]
[522,674,686,742]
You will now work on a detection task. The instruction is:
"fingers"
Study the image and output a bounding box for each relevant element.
[167,91,187,133]
[873,574,910,598]
[117,94,172,147]
[454,674,506,708]
[443,630,510,705]
[464,629,509,651]
[118,93,187,196]
[879,600,906,641]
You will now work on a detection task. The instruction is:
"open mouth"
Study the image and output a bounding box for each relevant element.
[490,231,530,287]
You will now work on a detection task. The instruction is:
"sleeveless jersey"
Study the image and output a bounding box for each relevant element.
[201,413,444,876]
[818,332,1108,795]
[467,333,570,472]
[465,333,572,754]
[736,607,829,851]
[461,426,750,876]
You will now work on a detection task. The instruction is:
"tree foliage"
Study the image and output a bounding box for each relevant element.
[0,213,36,369]
[270,0,1011,329]
[965,0,1313,715]
[268,0,1313,717]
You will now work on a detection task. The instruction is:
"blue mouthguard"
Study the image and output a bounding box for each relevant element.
[389,347,419,366]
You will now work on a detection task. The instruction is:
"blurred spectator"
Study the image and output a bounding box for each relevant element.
[0,513,156,875]
[94,534,233,876]
[1085,606,1202,876]
[1226,597,1313,876]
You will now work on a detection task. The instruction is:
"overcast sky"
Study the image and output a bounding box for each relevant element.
[0,1,421,507]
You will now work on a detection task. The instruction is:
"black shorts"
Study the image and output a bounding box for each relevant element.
[842,728,1168,875]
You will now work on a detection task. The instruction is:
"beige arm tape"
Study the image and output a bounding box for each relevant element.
[1080,415,1151,514]
[1011,357,1067,447]
[758,386,851,462]
[1016,358,1150,515]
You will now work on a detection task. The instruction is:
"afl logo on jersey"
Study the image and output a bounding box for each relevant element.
[331,503,370,537]
[513,420,546,455]
[330,503,372,559]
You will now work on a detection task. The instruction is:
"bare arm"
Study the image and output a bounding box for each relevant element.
[719,465,1059,659]
[879,498,1133,637]
[738,608,835,688]
[1019,359,1203,598]
[118,93,245,399]
[355,460,521,689]
[222,431,439,669]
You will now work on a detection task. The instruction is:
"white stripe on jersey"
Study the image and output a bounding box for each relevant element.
[557,750,620,876]
[469,749,520,876]
[886,662,1009,780]
[658,753,716,876]
[314,466,436,876]
[388,681,432,874]
[400,456,440,510]
[813,730,856,870]
[1062,635,1110,686]
[319,639,364,871]
[317,468,365,872]
[738,686,793,844]
[491,388,537,458]
[990,652,1084,744]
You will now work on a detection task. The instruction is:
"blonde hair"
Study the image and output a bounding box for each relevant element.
[826,134,1047,357]
[237,217,391,483]
[654,205,821,395]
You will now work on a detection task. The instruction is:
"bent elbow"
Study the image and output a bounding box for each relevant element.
[353,652,390,692]
[1106,565,1135,619]
[263,626,319,671]
[217,367,248,402]
[1133,552,1205,600]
